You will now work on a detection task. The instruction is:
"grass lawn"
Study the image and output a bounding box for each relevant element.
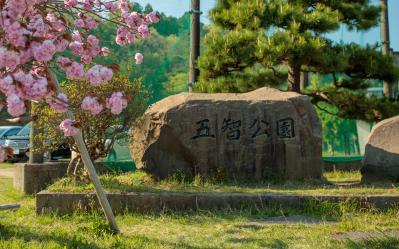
[0,163,14,169]
[47,170,399,196]
[1,175,399,248]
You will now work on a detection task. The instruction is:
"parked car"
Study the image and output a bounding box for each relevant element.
[4,123,71,162]
[0,126,23,145]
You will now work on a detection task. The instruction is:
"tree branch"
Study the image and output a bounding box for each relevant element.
[0,116,34,126]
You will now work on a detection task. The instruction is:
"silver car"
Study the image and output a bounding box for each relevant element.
[0,126,23,146]
[4,123,30,158]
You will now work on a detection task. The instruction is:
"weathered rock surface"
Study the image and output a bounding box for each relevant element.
[130,87,322,181]
[362,116,399,182]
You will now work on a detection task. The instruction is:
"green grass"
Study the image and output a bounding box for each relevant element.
[47,170,399,196]
[1,176,399,248]
[0,163,14,169]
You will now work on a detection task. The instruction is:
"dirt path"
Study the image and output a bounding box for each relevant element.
[0,168,14,178]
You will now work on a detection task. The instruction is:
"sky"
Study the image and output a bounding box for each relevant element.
[134,0,399,51]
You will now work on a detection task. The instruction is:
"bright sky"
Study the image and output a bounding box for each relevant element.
[134,0,399,51]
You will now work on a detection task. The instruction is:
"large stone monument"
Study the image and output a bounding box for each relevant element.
[362,116,399,182]
[130,88,322,181]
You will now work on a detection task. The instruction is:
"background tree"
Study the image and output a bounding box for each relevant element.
[197,0,399,122]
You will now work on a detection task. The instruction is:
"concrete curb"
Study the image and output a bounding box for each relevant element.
[36,191,399,215]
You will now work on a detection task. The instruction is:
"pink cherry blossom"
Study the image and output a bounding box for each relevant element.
[64,0,78,8]
[7,94,26,117]
[57,56,72,70]
[13,70,34,88]
[118,0,130,13]
[26,77,49,101]
[59,119,79,137]
[54,38,69,52]
[4,50,20,71]
[86,65,113,85]
[106,92,128,115]
[87,35,99,46]
[0,75,15,95]
[66,62,85,80]
[72,30,83,42]
[138,24,150,38]
[85,16,98,29]
[135,53,143,64]
[81,96,103,115]
[75,19,85,28]
[48,93,69,113]
[101,47,110,56]
[126,12,143,28]
[104,2,118,11]
[146,13,160,24]
[0,0,157,129]
[32,40,56,62]
[69,41,84,56]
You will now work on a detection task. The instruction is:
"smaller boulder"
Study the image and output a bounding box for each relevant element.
[361,116,399,182]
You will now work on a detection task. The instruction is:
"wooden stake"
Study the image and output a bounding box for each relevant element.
[0,204,20,211]
[47,69,119,234]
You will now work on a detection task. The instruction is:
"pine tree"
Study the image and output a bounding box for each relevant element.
[196,0,399,122]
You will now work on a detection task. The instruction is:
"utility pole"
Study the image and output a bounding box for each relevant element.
[381,0,394,98]
[189,0,201,93]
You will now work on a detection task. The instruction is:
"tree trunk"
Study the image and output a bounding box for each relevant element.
[67,150,80,177]
[300,71,309,91]
[288,63,301,93]
[29,103,44,163]
[0,116,32,126]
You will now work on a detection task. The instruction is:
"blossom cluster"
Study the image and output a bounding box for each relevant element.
[0,0,159,160]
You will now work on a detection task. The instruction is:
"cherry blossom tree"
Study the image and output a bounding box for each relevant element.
[0,0,159,232]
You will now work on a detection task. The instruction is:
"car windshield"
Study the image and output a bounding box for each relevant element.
[0,128,7,135]
[16,124,31,136]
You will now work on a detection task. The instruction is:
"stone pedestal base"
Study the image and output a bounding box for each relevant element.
[14,162,69,195]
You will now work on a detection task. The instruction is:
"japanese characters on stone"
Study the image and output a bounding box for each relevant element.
[191,117,295,140]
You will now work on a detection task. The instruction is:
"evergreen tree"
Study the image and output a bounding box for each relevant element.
[144,3,154,13]
[197,0,399,122]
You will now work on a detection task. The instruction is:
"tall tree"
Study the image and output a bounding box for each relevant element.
[197,0,399,122]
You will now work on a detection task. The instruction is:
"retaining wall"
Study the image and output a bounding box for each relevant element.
[14,162,110,195]
[36,191,399,215]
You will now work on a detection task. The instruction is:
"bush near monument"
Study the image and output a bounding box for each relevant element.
[34,76,146,180]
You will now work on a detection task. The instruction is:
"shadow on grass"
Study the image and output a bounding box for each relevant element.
[227,237,288,248]
[0,221,223,249]
[0,222,101,249]
[345,236,399,249]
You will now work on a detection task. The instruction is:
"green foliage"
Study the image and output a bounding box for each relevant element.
[197,0,399,122]
[34,76,146,160]
[315,99,360,155]
[162,73,189,96]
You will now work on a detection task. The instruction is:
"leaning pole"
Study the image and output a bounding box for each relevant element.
[189,0,201,93]
[47,68,119,234]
